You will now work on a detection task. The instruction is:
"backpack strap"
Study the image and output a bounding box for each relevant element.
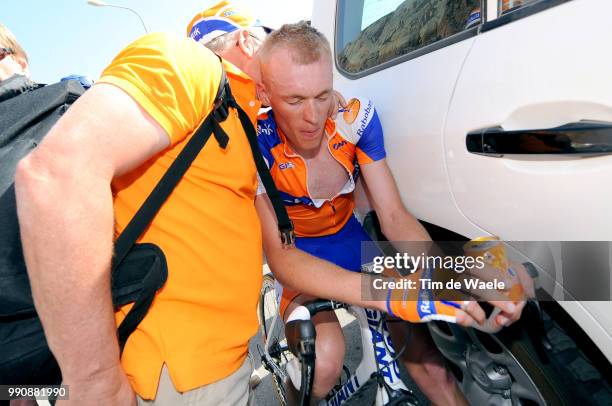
[211,76,295,246]
[112,67,231,353]
[112,65,295,353]
[237,106,295,246]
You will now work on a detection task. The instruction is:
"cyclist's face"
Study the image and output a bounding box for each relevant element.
[260,46,333,155]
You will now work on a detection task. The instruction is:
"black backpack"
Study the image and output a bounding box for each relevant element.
[0,72,294,386]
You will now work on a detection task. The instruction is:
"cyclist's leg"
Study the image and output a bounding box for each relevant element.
[388,322,468,406]
[282,292,346,402]
[294,218,365,272]
[355,215,468,405]
[275,216,387,401]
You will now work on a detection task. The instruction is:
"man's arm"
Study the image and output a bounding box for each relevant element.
[360,159,522,327]
[359,159,430,242]
[256,193,488,326]
[255,194,385,311]
[15,83,169,403]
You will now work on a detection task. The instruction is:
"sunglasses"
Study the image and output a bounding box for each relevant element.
[235,32,266,48]
[248,32,266,44]
[0,47,14,61]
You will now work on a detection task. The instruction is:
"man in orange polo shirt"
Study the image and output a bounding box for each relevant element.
[16,1,269,404]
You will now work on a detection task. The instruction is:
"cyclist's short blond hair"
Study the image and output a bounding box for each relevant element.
[0,24,28,63]
[259,21,331,65]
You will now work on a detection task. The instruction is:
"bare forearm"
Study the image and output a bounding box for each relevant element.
[381,208,430,243]
[258,194,387,313]
[268,247,386,312]
[15,157,119,383]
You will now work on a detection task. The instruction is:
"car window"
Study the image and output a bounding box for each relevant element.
[336,0,481,75]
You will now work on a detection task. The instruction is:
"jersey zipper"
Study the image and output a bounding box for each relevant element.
[329,200,337,227]
[325,136,354,203]
[283,142,315,206]
[282,129,353,211]
[325,136,354,227]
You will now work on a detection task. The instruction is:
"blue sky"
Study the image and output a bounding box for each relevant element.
[3,0,313,84]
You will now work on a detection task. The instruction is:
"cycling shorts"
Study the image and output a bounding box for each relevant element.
[278,215,379,318]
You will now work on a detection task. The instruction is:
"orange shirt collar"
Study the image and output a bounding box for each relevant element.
[220,58,261,122]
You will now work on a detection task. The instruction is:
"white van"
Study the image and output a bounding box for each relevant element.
[311,0,612,404]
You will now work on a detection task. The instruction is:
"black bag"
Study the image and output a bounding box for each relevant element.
[0,77,176,386]
[0,70,294,387]
[0,78,86,385]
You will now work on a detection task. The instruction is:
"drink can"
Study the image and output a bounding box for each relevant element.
[463,236,524,301]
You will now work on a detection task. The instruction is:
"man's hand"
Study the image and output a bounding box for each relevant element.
[457,260,531,328]
[386,286,521,332]
[383,262,527,332]
[382,269,487,328]
[328,90,347,119]
[60,364,136,405]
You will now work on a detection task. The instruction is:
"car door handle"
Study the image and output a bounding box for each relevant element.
[466,120,612,156]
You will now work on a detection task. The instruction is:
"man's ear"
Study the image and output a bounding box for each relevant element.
[256,82,271,107]
[236,29,256,58]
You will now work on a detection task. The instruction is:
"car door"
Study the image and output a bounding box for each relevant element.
[443,0,612,360]
[445,0,612,240]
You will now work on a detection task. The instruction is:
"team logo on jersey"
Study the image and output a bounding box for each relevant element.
[258,122,274,136]
[342,98,360,124]
[333,140,348,150]
[278,162,295,170]
[356,100,373,138]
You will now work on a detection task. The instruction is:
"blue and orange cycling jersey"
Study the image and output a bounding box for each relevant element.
[258,100,467,325]
[257,97,386,237]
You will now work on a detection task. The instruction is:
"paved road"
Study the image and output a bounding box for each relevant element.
[249,307,429,405]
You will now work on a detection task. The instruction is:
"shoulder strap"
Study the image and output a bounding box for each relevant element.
[213,77,295,246]
[113,66,295,352]
[237,106,295,246]
[112,70,229,269]
[113,68,230,352]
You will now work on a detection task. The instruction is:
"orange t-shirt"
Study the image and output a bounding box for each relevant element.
[98,32,262,399]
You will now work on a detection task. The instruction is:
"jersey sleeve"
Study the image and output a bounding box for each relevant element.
[338,97,386,165]
[256,112,274,195]
[98,32,222,146]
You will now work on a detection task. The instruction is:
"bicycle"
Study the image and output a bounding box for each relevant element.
[257,273,418,406]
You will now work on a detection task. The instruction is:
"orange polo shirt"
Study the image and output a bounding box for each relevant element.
[98,32,262,399]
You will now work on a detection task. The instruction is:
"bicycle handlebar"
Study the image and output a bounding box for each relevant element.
[302,299,347,318]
